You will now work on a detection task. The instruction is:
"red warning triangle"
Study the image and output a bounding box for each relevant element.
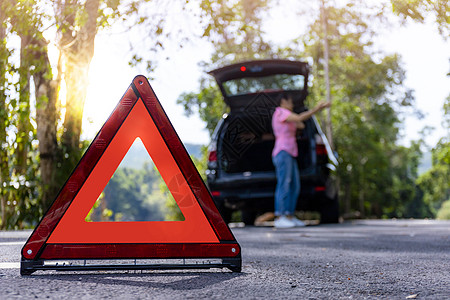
[21,76,240,274]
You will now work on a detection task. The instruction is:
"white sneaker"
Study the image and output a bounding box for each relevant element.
[274,216,295,228]
[290,217,306,227]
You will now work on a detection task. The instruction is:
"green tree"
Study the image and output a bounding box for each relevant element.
[0,0,179,228]
[301,3,419,218]
[416,97,450,216]
[415,95,450,217]
[87,163,184,222]
[0,1,42,229]
[178,0,276,134]
[436,200,450,220]
[417,138,450,214]
[0,2,10,228]
[390,0,449,218]
[178,0,424,219]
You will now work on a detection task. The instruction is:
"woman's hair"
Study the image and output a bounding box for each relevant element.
[277,92,291,105]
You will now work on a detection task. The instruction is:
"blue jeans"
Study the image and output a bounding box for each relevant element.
[272,150,300,216]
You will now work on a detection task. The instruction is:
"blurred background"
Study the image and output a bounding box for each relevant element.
[0,0,449,229]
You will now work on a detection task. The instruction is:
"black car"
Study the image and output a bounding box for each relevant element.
[205,59,339,225]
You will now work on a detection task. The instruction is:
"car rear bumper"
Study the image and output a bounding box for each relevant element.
[208,177,330,211]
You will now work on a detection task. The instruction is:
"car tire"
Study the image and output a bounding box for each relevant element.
[320,196,339,224]
[215,200,232,224]
[241,209,257,226]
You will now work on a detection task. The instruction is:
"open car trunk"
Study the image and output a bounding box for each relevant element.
[217,110,315,174]
[210,59,314,175]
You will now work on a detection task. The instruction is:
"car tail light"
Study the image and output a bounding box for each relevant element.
[315,135,328,156]
[211,191,221,197]
[208,141,218,163]
[316,144,327,156]
[315,186,326,192]
[208,150,217,162]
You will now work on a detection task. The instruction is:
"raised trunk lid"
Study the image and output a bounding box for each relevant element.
[208,59,309,111]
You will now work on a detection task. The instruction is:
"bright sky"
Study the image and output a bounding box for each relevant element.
[380,21,450,147]
[83,35,212,144]
[81,3,450,148]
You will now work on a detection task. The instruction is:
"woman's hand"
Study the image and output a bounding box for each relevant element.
[316,101,331,111]
[285,101,332,123]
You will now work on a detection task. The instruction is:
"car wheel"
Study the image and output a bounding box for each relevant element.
[241,209,257,226]
[320,196,339,224]
[215,200,233,224]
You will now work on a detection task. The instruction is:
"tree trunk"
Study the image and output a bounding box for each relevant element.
[34,43,59,209]
[10,4,61,209]
[344,180,351,215]
[61,57,90,151]
[359,172,365,218]
[60,0,99,153]
[321,0,334,150]
[0,6,9,229]
[15,35,32,175]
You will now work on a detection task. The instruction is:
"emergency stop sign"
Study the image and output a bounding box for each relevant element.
[21,76,241,275]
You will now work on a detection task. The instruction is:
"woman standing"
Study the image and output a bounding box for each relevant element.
[272,93,330,228]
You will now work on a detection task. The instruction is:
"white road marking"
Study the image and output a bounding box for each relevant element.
[0,262,20,269]
[0,242,24,246]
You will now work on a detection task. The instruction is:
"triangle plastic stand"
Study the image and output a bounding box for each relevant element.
[20,76,241,275]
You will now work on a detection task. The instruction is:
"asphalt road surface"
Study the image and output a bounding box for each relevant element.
[0,220,449,299]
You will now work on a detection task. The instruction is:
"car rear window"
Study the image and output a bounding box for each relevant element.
[222,74,305,97]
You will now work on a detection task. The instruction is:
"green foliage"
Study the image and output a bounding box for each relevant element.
[0,1,43,229]
[178,80,227,135]
[416,138,450,214]
[84,145,211,224]
[87,163,184,222]
[443,94,450,130]
[1,0,448,229]
[0,144,41,229]
[436,199,450,220]
[190,147,209,181]
[161,151,209,221]
[178,0,278,135]
[298,3,421,218]
[178,0,436,220]
[0,0,174,229]
[200,0,272,67]
[390,0,449,37]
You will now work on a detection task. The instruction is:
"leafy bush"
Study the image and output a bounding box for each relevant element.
[436,199,450,220]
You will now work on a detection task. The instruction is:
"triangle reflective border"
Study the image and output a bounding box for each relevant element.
[21,76,241,275]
